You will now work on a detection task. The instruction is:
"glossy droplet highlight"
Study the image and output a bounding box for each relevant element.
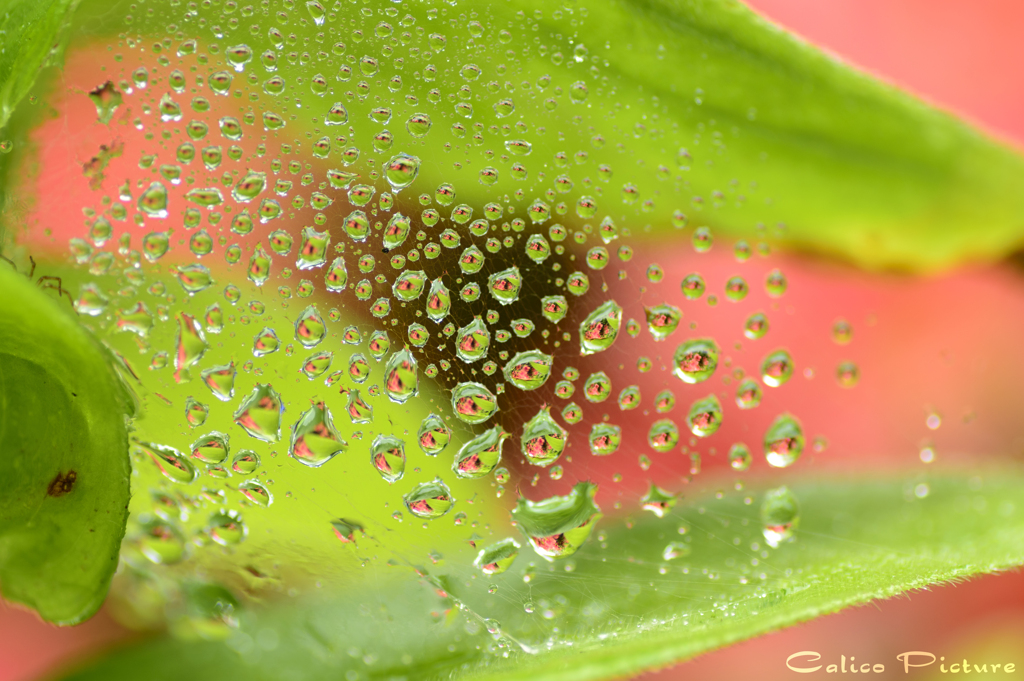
[451,382,498,424]
[521,407,567,467]
[503,350,553,391]
[686,395,723,437]
[370,434,406,483]
[579,300,622,355]
[417,413,451,456]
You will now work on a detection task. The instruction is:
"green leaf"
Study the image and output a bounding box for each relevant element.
[502,0,1024,271]
[60,473,1024,680]
[0,0,80,130]
[0,264,134,624]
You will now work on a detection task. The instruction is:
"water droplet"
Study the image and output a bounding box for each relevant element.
[511,482,602,560]
[589,423,622,456]
[681,273,705,299]
[247,244,272,286]
[392,269,427,301]
[764,414,804,468]
[138,181,168,217]
[231,450,260,475]
[135,441,197,483]
[503,350,553,391]
[724,276,748,302]
[252,327,280,357]
[426,278,451,322]
[343,388,373,424]
[761,486,799,547]
[406,112,432,137]
[191,431,230,464]
[728,443,752,471]
[331,518,364,543]
[522,407,567,466]
[648,419,680,453]
[487,266,523,306]
[832,319,853,344]
[239,480,273,507]
[640,484,677,518]
[745,312,769,340]
[451,382,498,424]
[173,313,208,382]
[452,426,507,478]
[404,478,455,519]
[836,361,859,388]
[208,510,247,546]
[185,397,209,428]
[417,413,451,455]
[201,362,236,401]
[302,351,333,380]
[686,395,723,437]
[578,300,622,355]
[541,295,569,323]
[456,317,490,363]
[761,349,794,387]
[138,519,185,565]
[662,541,691,561]
[474,538,520,575]
[370,434,406,483]
[324,257,349,292]
[233,384,283,442]
[692,227,713,252]
[290,401,347,467]
[297,227,330,270]
[294,306,327,348]
[618,385,641,411]
[368,330,390,360]
[384,153,420,193]
[765,269,788,297]
[672,338,719,384]
[176,263,214,294]
[645,304,682,341]
[383,347,419,403]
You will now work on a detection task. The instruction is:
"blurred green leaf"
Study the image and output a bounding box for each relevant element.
[0,0,80,130]
[61,474,1024,679]
[0,264,134,624]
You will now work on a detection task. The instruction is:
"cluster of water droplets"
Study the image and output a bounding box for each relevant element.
[9,0,864,653]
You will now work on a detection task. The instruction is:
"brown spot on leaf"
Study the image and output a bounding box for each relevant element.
[47,470,77,497]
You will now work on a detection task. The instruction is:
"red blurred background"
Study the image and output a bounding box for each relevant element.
[4,0,1024,679]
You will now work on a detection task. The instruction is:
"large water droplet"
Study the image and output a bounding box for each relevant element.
[579,300,622,355]
[488,266,523,305]
[208,510,247,546]
[511,482,602,560]
[201,362,236,401]
[425,278,451,322]
[729,443,752,471]
[136,441,197,484]
[383,347,419,403]
[521,407,567,467]
[294,306,327,348]
[474,538,521,575]
[456,317,490,363]
[290,401,347,467]
[735,378,762,409]
[589,422,622,456]
[138,181,168,217]
[452,426,507,479]
[640,484,677,518]
[647,419,680,453]
[343,388,373,424]
[370,434,406,483]
[174,313,208,382]
[503,350,553,391]
[383,213,412,251]
[686,395,723,437]
[384,153,420,192]
[764,413,804,468]
[403,478,455,519]
[247,244,272,286]
[761,349,794,387]
[233,383,283,442]
[451,382,498,424]
[417,413,451,455]
[297,227,330,270]
[191,431,229,464]
[645,304,682,341]
[761,485,799,547]
[673,339,719,384]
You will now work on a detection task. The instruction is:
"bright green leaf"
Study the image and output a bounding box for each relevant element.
[0,0,80,130]
[0,264,134,624]
[59,474,1024,679]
